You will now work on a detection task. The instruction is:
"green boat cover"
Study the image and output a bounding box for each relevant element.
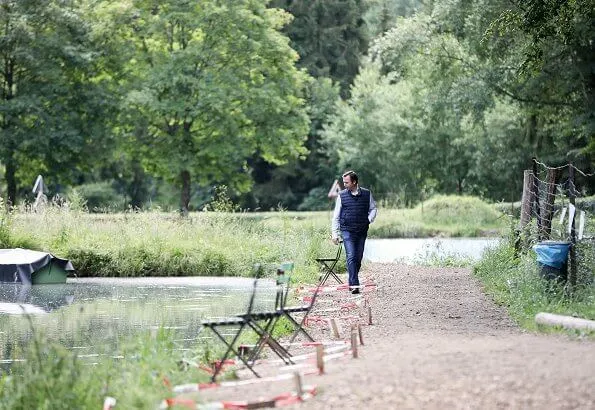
[0,248,74,285]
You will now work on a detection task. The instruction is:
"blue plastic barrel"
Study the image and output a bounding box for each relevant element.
[532,241,571,269]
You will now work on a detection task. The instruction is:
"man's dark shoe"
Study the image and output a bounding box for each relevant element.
[351,288,360,294]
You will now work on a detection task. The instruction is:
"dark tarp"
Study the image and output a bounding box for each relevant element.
[0,248,74,285]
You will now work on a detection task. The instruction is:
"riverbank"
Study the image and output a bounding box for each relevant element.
[191,263,595,409]
[0,195,507,279]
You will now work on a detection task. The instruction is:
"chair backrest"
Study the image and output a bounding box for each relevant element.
[330,245,343,269]
[274,261,294,310]
[244,263,265,314]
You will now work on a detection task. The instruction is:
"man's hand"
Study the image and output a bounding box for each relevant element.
[332,237,340,245]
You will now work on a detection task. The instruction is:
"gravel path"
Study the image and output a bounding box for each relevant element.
[194,263,595,409]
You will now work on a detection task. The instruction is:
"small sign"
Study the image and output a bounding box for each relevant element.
[567,204,576,234]
[32,175,45,194]
[559,207,567,225]
[578,211,585,240]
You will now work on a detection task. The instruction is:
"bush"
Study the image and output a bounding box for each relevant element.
[68,182,125,212]
[298,187,334,211]
[474,240,595,332]
[419,195,503,226]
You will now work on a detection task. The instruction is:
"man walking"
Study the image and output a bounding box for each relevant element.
[331,170,377,294]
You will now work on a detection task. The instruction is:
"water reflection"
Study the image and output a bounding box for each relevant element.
[0,277,275,366]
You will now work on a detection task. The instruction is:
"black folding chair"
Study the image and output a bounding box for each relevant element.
[241,262,296,365]
[253,262,323,348]
[284,278,324,345]
[201,265,292,381]
[315,242,343,286]
[201,275,263,380]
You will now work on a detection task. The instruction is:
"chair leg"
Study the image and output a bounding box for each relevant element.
[319,271,331,286]
[318,262,343,286]
[247,319,293,365]
[286,312,315,344]
[246,318,275,363]
[331,271,343,284]
[208,324,260,381]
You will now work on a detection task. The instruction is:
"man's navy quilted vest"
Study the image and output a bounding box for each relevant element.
[339,188,370,233]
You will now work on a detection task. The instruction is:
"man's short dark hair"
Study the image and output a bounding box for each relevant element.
[342,170,358,184]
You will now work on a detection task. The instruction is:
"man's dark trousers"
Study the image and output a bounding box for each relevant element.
[342,230,367,288]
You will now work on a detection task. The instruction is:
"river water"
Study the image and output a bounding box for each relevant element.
[364,237,501,263]
[0,238,500,363]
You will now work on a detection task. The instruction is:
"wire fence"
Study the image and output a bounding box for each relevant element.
[517,159,594,287]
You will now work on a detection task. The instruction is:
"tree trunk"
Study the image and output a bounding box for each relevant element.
[5,157,16,209]
[180,169,191,216]
[129,162,147,209]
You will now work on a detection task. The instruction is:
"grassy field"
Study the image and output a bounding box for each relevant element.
[474,239,594,331]
[0,195,508,280]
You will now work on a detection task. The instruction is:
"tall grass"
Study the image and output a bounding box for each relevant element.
[0,195,508,280]
[474,239,595,334]
[3,209,330,282]
[0,326,216,409]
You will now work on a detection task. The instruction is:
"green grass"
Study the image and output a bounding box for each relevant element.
[0,325,227,410]
[473,239,595,336]
[0,195,508,281]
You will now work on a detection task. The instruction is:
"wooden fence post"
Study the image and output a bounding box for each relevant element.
[316,345,324,375]
[516,169,535,253]
[539,168,558,240]
[568,164,577,287]
[330,318,341,339]
[350,328,358,358]
[520,170,535,230]
[532,158,541,236]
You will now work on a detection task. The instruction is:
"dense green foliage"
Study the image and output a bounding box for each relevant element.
[270,0,369,98]
[323,0,594,205]
[0,0,117,205]
[0,0,592,211]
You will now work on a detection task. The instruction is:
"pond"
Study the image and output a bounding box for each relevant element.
[0,277,275,366]
[0,237,499,364]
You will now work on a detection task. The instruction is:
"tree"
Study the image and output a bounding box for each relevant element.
[247,0,369,210]
[118,0,309,212]
[243,76,341,211]
[364,0,423,37]
[0,0,115,205]
[270,0,369,98]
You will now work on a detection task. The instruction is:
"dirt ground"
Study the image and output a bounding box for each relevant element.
[192,263,595,409]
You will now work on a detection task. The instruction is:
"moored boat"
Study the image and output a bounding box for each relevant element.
[0,248,74,285]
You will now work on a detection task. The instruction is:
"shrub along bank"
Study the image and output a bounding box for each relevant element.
[0,195,507,279]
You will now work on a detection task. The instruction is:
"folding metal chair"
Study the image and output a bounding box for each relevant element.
[284,278,324,345]
[241,262,296,365]
[201,275,263,380]
[315,242,343,286]
[201,265,292,381]
[256,262,322,346]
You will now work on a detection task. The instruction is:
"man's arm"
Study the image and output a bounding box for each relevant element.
[368,192,377,223]
[331,195,342,243]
